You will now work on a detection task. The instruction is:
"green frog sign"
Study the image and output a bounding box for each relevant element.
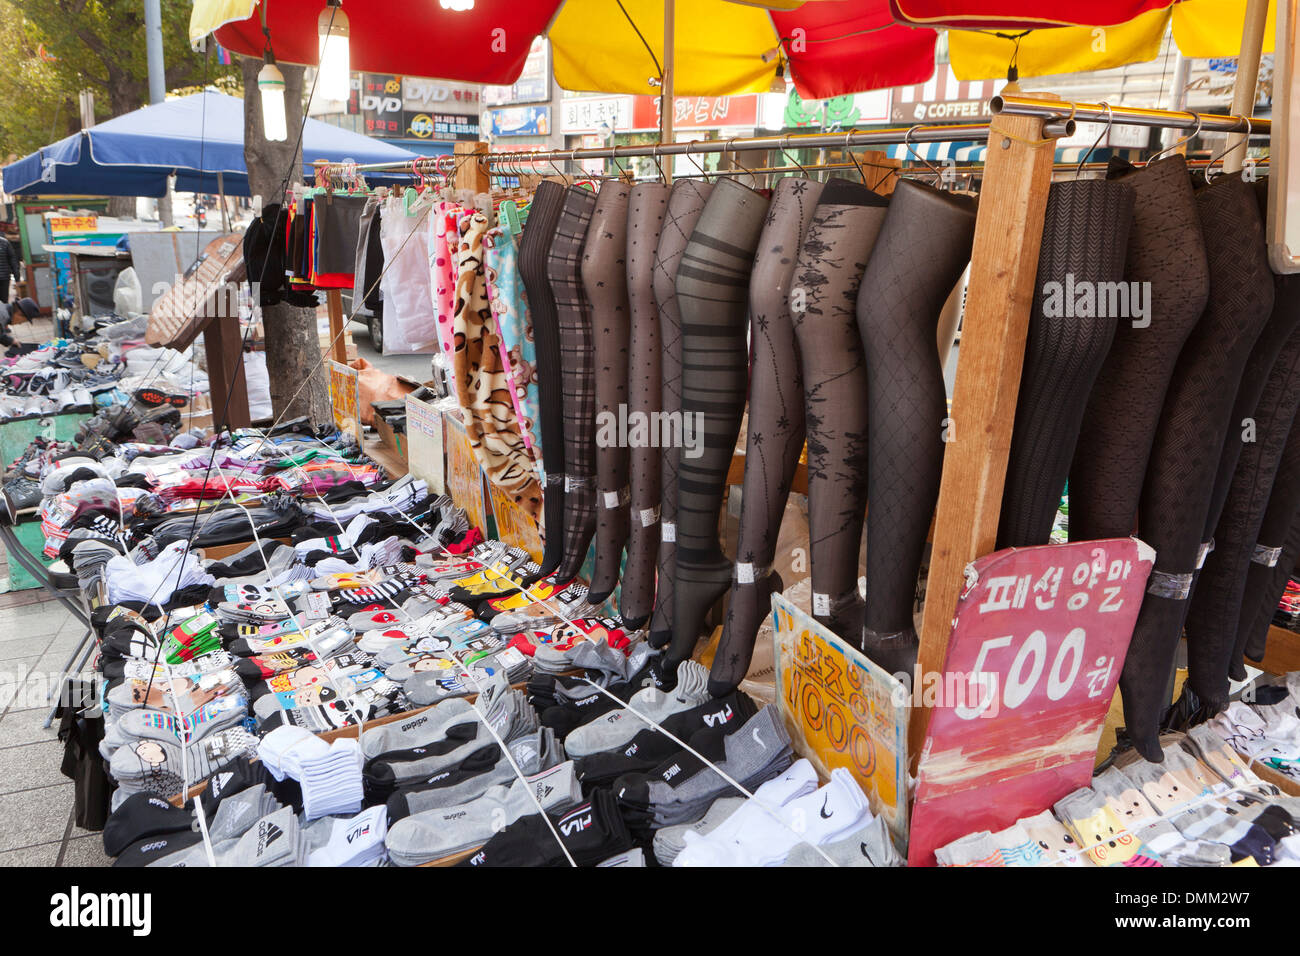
[784,89,860,132]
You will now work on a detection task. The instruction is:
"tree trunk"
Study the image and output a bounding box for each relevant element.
[241,55,331,426]
[106,196,136,217]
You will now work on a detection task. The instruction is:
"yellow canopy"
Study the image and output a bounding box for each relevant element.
[548,0,781,96]
[1173,0,1276,56]
[189,0,258,46]
[949,8,1169,80]
[949,0,1276,81]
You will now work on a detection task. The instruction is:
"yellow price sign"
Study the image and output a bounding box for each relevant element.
[771,592,910,846]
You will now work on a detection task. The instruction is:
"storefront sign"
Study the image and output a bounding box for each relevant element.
[444,412,488,536]
[560,95,632,135]
[772,592,910,847]
[401,77,480,111]
[483,37,550,106]
[780,89,891,131]
[630,94,758,131]
[47,215,99,235]
[907,537,1156,866]
[404,393,445,495]
[327,360,363,446]
[485,106,551,138]
[407,112,480,141]
[892,97,993,124]
[486,480,544,564]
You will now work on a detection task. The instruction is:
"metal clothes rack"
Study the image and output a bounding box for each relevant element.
[316,94,1277,773]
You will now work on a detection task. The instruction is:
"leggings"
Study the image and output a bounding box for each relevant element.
[709,177,823,697]
[1069,156,1210,542]
[1241,433,1300,664]
[619,183,670,628]
[999,179,1134,549]
[582,182,633,604]
[792,179,887,642]
[546,187,599,583]
[1187,307,1300,704]
[1119,173,1275,762]
[648,180,714,649]
[665,178,770,674]
[516,181,569,580]
[858,180,978,678]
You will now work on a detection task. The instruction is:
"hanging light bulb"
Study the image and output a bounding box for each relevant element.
[317,0,351,102]
[258,52,288,142]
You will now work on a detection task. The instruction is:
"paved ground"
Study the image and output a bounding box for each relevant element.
[0,573,108,866]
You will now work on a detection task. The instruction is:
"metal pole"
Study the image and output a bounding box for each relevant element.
[1224,0,1270,173]
[661,0,675,183]
[991,94,1269,135]
[144,0,174,226]
[1160,52,1191,152]
[218,171,230,232]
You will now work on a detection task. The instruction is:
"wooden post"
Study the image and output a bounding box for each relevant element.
[325,288,348,365]
[454,141,491,194]
[909,107,1060,767]
[205,311,251,428]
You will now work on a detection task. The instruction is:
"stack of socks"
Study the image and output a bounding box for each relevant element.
[403,648,531,706]
[259,726,365,820]
[613,705,794,829]
[159,611,224,663]
[671,760,874,867]
[105,665,245,722]
[104,540,215,605]
[385,727,565,820]
[530,618,633,675]
[385,760,582,865]
[307,805,389,866]
[108,726,260,799]
[653,795,746,865]
[574,690,758,790]
[781,816,905,868]
[100,695,249,760]
[457,788,633,867]
[564,660,710,757]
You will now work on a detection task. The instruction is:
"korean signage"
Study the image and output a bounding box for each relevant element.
[47,215,99,235]
[404,392,445,496]
[351,73,481,141]
[907,537,1155,866]
[485,105,551,138]
[412,112,480,141]
[483,37,550,106]
[772,592,910,848]
[560,95,633,135]
[630,95,759,131]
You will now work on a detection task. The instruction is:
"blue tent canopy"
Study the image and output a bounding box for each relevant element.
[1,90,421,198]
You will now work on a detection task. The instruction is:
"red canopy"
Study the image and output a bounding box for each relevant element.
[213,0,565,86]
[889,0,1181,29]
[775,1,938,99]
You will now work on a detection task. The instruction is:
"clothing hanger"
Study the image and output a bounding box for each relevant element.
[779,134,813,180]
[1147,111,1203,164]
[1203,116,1252,184]
[683,141,714,181]
[1074,102,1113,179]
[901,124,946,185]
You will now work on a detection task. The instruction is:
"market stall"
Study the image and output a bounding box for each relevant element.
[0,0,1295,878]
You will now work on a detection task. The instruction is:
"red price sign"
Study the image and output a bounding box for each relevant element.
[908,537,1155,866]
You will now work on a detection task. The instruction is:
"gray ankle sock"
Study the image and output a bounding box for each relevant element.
[386,759,581,864]
[563,660,709,757]
[652,794,745,865]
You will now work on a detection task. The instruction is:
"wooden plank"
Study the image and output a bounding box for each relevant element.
[909,106,1059,769]
[204,311,252,429]
[325,288,348,365]
[454,141,491,194]
[1254,625,1300,676]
